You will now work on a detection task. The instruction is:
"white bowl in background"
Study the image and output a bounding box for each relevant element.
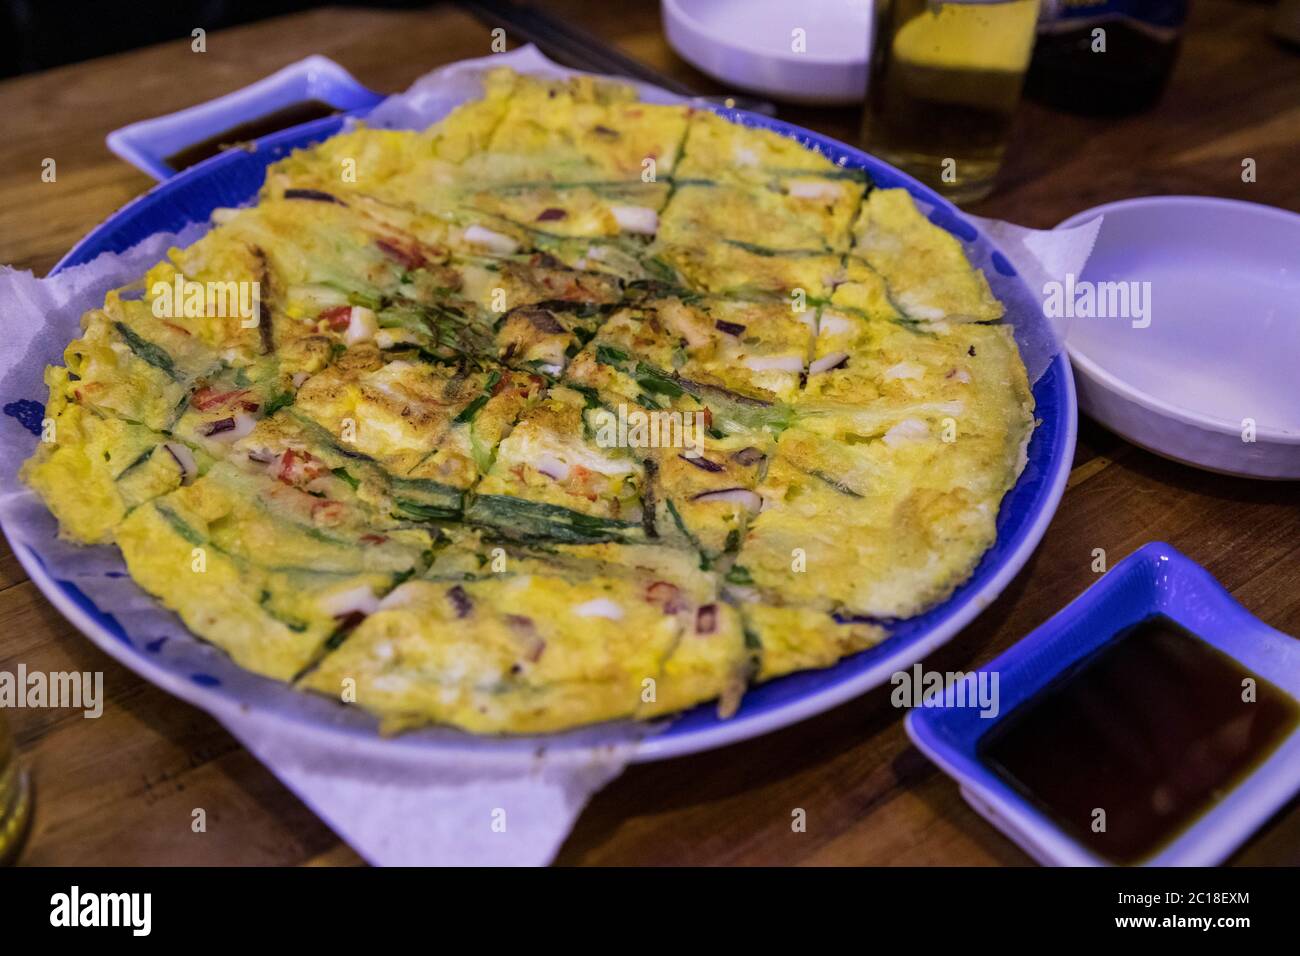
[662,0,872,105]
[1058,196,1300,479]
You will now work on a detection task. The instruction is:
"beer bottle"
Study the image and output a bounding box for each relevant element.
[1026,0,1190,114]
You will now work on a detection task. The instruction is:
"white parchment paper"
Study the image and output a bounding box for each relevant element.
[0,46,1097,866]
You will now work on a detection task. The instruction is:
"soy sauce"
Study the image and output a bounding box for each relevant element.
[978,615,1298,864]
[163,100,340,171]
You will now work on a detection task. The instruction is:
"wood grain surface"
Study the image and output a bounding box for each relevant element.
[0,1,1296,866]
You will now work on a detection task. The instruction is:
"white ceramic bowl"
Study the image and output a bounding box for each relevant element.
[1058,196,1300,479]
[662,0,871,105]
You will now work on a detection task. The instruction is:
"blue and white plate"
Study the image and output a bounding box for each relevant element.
[7,59,1076,766]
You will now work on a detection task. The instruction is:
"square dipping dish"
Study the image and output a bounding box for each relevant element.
[907,542,1300,865]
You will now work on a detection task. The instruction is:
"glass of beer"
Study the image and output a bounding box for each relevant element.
[0,713,32,865]
[862,0,1041,204]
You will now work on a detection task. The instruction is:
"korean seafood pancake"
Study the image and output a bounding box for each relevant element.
[21,68,1034,735]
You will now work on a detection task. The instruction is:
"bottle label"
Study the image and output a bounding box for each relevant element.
[1039,0,1189,32]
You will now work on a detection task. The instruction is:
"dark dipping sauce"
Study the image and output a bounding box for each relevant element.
[164,100,340,171]
[978,614,1299,864]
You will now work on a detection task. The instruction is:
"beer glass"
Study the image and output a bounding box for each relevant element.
[862,0,1041,203]
[0,713,32,865]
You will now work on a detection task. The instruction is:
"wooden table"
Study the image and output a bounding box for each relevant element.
[1,1,1296,866]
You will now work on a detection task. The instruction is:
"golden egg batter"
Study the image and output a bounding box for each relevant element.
[22,69,1033,734]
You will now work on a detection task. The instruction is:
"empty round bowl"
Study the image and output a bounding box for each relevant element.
[663,0,871,105]
[1058,196,1300,479]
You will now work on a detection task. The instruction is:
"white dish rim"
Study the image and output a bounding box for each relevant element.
[662,0,871,68]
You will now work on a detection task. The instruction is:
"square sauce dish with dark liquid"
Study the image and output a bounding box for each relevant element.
[976,614,1299,865]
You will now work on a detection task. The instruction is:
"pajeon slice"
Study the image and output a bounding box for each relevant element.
[262,68,520,202]
[285,72,686,248]
[218,191,475,343]
[570,307,809,552]
[653,125,850,298]
[828,256,904,322]
[269,71,684,274]
[643,434,771,567]
[483,72,690,183]
[548,373,770,565]
[416,526,752,718]
[677,109,848,182]
[21,383,214,545]
[260,178,607,297]
[55,292,231,434]
[273,242,609,368]
[275,66,518,170]
[216,188,587,369]
[425,223,673,288]
[269,131,671,264]
[23,202,335,541]
[20,269,218,487]
[115,455,433,681]
[416,195,666,291]
[799,311,1031,428]
[648,240,842,302]
[733,335,1034,618]
[562,342,770,563]
[561,300,808,563]
[131,194,478,431]
[454,76,680,243]
[300,559,749,733]
[801,306,954,407]
[492,301,604,376]
[657,180,858,256]
[851,188,1003,322]
[737,313,1033,618]
[290,345,544,519]
[453,250,625,322]
[454,179,670,244]
[102,189,465,394]
[22,296,286,544]
[465,384,649,545]
[226,411,463,531]
[668,110,864,250]
[567,299,805,427]
[735,602,886,682]
[671,297,816,404]
[525,235,678,285]
[564,371,770,565]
